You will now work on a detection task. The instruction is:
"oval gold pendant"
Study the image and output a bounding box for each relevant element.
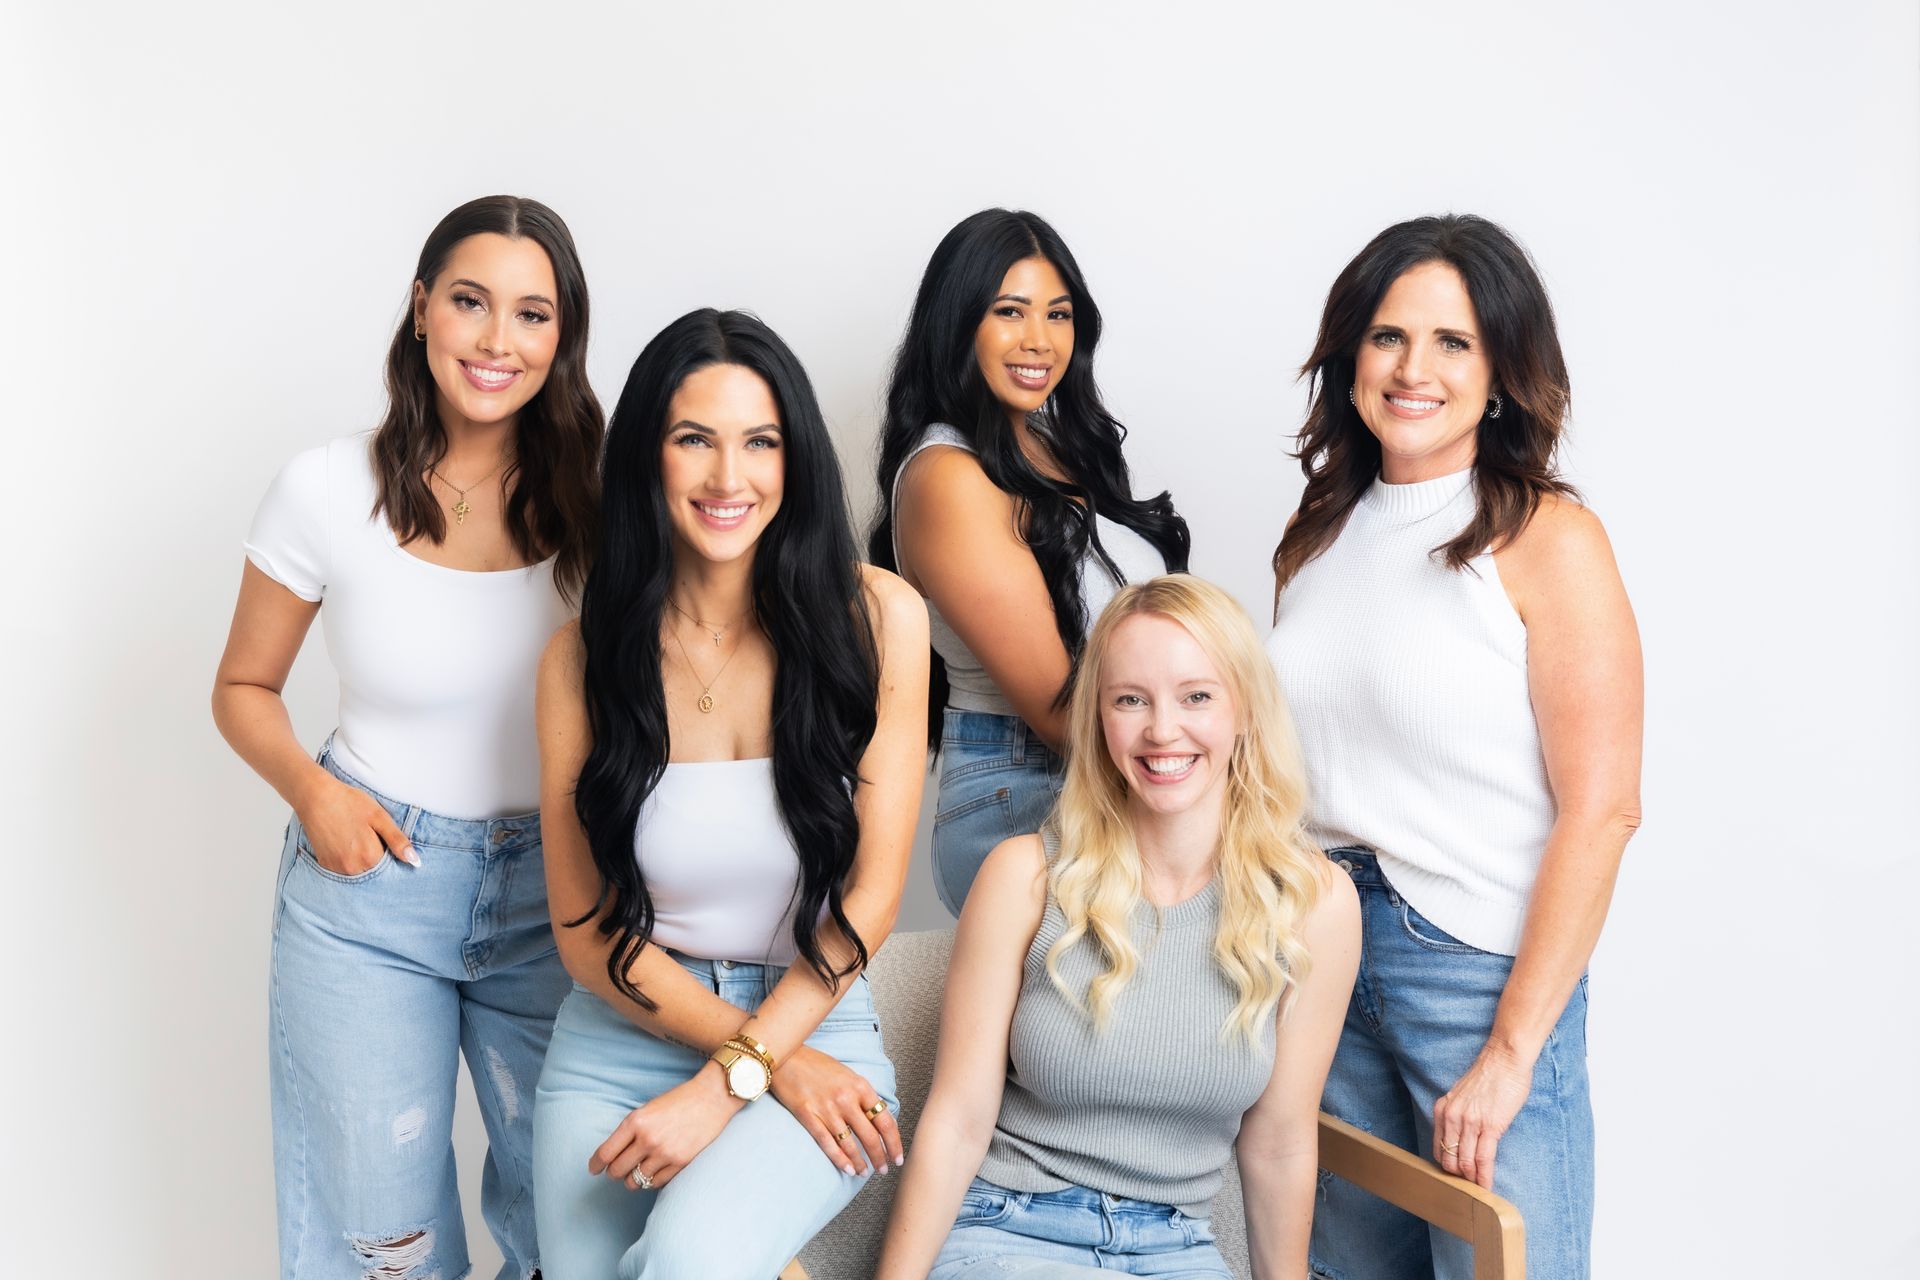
[697,693,715,714]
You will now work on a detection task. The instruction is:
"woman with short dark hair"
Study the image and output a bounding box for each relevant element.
[213,194,603,1280]
[1269,214,1643,1279]
[531,309,929,1278]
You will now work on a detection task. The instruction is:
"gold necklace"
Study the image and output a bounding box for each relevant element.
[429,455,510,525]
[668,617,748,713]
[666,597,744,649]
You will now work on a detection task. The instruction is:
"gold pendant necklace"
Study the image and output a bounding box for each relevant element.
[668,615,747,713]
[667,597,740,648]
[429,455,510,526]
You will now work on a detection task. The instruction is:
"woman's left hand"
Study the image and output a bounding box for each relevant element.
[588,1064,741,1192]
[1432,1039,1535,1189]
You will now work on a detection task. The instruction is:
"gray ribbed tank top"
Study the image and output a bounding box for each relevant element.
[888,424,1167,716]
[977,829,1276,1216]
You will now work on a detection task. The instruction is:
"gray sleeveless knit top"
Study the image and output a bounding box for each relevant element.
[976,829,1276,1215]
[889,424,1167,716]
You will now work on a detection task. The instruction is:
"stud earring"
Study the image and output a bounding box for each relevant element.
[1347,385,1356,408]
[1487,391,1503,419]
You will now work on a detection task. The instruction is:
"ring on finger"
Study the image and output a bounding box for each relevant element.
[833,1125,854,1143]
[864,1099,889,1119]
[631,1169,654,1190]
[1439,1139,1459,1156]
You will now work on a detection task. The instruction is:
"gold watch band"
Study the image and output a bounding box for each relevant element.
[724,1031,776,1075]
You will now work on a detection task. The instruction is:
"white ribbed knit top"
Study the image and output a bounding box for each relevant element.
[1267,469,1554,955]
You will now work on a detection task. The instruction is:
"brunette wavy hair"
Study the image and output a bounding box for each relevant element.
[868,209,1189,744]
[370,195,603,601]
[571,309,879,1008]
[1273,214,1576,600]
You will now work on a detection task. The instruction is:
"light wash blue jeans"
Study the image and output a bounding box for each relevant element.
[1309,849,1594,1280]
[932,709,1065,915]
[270,744,568,1280]
[532,956,899,1280]
[930,1177,1232,1278]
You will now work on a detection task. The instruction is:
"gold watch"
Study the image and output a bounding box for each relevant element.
[711,1035,774,1102]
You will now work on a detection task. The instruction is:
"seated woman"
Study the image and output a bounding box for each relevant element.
[531,309,930,1279]
[876,574,1360,1280]
[869,208,1190,915]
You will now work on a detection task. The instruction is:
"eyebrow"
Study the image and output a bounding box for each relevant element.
[668,420,784,434]
[1371,322,1479,341]
[993,293,1074,306]
[449,278,557,308]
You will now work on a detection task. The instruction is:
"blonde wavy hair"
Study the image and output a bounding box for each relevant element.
[1046,574,1325,1043]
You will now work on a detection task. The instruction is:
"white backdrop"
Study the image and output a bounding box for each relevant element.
[5,3,1915,1275]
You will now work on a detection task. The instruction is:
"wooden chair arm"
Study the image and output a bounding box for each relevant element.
[1316,1111,1526,1280]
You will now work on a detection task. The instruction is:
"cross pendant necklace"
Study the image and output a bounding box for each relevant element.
[430,455,510,526]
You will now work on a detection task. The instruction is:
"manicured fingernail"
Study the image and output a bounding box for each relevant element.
[895,1154,905,1166]
[401,846,420,866]
[842,1164,856,1176]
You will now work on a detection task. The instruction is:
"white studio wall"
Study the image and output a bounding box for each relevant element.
[4,2,1914,1275]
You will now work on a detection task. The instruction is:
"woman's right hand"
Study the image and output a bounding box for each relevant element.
[771,1044,902,1177]
[295,774,418,875]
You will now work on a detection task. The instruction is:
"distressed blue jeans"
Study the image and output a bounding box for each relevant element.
[269,744,568,1280]
[931,709,1065,915]
[532,957,898,1280]
[930,1178,1232,1278]
[1309,848,1594,1280]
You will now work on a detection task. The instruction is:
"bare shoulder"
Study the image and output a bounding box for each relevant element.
[857,563,931,648]
[968,834,1050,919]
[1305,858,1360,936]
[539,618,586,684]
[1495,494,1626,616]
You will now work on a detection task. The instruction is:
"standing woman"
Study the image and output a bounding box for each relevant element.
[875,575,1360,1280]
[212,195,603,1279]
[531,309,928,1279]
[869,208,1189,915]
[1268,214,1642,1279]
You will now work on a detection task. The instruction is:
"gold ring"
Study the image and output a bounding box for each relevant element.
[864,1100,889,1119]
[1439,1139,1459,1156]
[633,1169,653,1190]
[834,1126,854,1143]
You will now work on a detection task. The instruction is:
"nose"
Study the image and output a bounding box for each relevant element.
[1020,310,1051,354]
[479,310,513,359]
[1145,700,1180,744]
[709,442,742,493]
[1397,339,1430,386]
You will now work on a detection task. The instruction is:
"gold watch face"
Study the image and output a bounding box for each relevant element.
[725,1053,769,1099]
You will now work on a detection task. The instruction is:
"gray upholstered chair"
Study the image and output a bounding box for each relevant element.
[787,930,1525,1280]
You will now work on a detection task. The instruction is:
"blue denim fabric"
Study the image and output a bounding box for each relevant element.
[532,956,899,1280]
[931,709,1065,915]
[1309,849,1594,1280]
[269,742,568,1280]
[929,1177,1232,1278]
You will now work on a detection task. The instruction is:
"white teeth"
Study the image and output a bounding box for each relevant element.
[1142,755,1197,775]
[465,364,516,385]
[696,502,749,519]
[1011,366,1049,379]
[1387,395,1441,410]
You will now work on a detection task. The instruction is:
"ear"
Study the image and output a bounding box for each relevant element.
[412,279,428,330]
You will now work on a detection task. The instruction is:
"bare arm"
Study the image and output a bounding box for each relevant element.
[211,561,413,872]
[895,446,1074,748]
[1433,499,1643,1186]
[1238,868,1361,1280]
[875,834,1047,1280]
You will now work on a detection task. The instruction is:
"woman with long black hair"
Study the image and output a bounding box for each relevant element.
[531,309,929,1278]
[213,194,602,1279]
[869,208,1189,914]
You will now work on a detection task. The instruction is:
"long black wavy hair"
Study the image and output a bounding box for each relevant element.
[867,209,1189,745]
[371,195,602,601]
[570,309,878,1008]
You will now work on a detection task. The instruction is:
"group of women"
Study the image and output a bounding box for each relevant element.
[213,196,1642,1280]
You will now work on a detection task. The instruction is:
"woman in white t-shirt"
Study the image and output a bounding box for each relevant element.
[212,195,603,1280]
[529,308,928,1279]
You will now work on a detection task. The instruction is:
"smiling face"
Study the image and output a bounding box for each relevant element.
[1351,260,1495,483]
[413,232,561,434]
[1099,612,1239,821]
[659,362,785,568]
[973,256,1076,426]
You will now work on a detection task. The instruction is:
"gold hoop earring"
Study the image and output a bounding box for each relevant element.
[414,323,426,341]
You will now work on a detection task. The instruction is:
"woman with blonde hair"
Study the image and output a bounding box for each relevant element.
[876,574,1359,1279]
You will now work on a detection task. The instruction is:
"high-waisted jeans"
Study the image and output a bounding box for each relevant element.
[1309,848,1594,1280]
[269,742,568,1280]
[532,956,899,1280]
[931,709,1065,915]
[930,1177,1232,1278]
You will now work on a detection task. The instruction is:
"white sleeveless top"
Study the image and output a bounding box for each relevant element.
[635,758,807,964]
[1266,469,1556,955]
[890,424,1167,715]
[244,433,571,818]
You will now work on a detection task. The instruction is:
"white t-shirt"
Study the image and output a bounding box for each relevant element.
[245,433,572,818]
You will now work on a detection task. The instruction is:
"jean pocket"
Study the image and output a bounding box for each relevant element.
[815,974,881,1033]
[953,1182,1019,1228]
[1397,898,1486,955]
[294,826,393,885]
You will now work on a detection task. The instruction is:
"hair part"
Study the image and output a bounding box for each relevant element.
[868,208,1190,745]
[1045,574,1324,1043]
[370,194,603,602]
[1273,213,1577,605]
[570,308,878,1008]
